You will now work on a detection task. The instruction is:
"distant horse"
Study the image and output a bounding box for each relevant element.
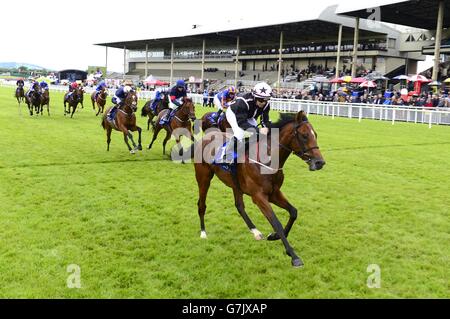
[25,83,42,116]
[15,85,25,105]
[141,94,170,131]
[101,90,143,154]
[193,111,326,267]
[79,86,85,108]
[200,111,231,132]
[148,97,196,156]
[64,87,82,118]
[91,87,108,116]
[40,89,50,116]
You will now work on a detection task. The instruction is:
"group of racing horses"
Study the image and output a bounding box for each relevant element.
[16,82,50,116]
[14,83,325,267]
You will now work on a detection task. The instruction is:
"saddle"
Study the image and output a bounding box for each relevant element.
[159,108,177,126]
[106,107,119,129]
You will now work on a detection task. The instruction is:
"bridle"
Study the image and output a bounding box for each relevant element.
[279,121,320,161]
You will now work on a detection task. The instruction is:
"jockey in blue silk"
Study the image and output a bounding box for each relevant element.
[213,86,236,122]
[108,85,133,121]
[39,81,49,92]
[161,79,187,124]
[151,90,164,112]
[95,81,107,99]
[27,80,40,98]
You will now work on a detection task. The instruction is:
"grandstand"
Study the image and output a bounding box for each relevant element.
[95,1,449,89]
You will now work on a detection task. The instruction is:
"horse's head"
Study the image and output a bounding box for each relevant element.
[182,97,196,121]
[125,90,138,112]
[279,111,325,171]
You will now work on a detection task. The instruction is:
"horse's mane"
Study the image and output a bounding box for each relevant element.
[270,113,296,129]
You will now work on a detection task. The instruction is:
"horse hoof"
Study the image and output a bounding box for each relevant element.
[138,145,143,151]
[200,231,207,239]
[292,258,304,268]
[130,150,136,155]
[251,229,264,241]
[267,233,281,241]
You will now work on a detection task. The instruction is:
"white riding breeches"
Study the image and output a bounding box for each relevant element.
[226,108,257,141]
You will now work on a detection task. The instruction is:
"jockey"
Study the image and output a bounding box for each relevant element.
[162,79,187,124]
[27,80,40,98]
[16,78,25,87]
[39,81,49,92]
[95,81,107,99]
[151,90,164,112]
[108,85,133,120]
[223,82,272,162]
[67,82,79,99]
[213,86,237,122]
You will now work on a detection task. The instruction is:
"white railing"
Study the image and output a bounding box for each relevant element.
[269,99,450,128]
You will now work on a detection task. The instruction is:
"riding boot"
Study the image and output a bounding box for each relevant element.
[215,109,223,123]
[223,137,240,164]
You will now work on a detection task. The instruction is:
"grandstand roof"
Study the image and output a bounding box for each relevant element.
[337,0,450,30]
[96,5,396,51]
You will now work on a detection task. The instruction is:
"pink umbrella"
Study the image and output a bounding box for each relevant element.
[360,81,377,88]
[409,75,431,82]
[350,77,367,84]
[330,77,344,83]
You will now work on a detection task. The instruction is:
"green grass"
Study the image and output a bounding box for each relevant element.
[0,86,449,298]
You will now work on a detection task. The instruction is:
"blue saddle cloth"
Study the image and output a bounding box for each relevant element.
[107,107,118,122]
[212,142,238,173]
[159,109,176,125]
[207,112,225,126]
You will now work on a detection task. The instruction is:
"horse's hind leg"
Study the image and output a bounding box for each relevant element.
[148,125,162,150]
[162,129,172,155]
[71,106,76,118]
[106,126,112,151]
[195,164,214,239]
[136,126,142,150]
[233,189,264,241]
[252,193,303,268]
[268,190,298,241]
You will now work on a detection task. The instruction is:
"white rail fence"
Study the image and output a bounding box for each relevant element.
[2,80,449,128]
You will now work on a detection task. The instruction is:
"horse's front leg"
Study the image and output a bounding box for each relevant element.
[252,192,303,268]
[268,189,298,241]
[148,125,162,150]
[121,128,135,154]
[233,188,264,241]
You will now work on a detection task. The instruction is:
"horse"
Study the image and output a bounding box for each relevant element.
[91,87,108,116]
[200,111,231,132]
[79,86,85,109]
[25,83,42,116]
[148,97,196,156]
[15,85,25,105]
[40,89,50,116]
[101,90,143,154]
[193,111,326,267]
[141,95,170,131]
[64,87,82,118]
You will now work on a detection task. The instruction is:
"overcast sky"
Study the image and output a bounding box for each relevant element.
[1,0,430,72]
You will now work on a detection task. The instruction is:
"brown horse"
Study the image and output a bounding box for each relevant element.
[91,87,108,116]
[148,97,196,156]
[40,89,50,116]
[193,111,325,267]
[15,85,25,105]
[79,86,85,109]
[101,90,142,154]
[64,87,82,118]
[200,111,231,132]
[25,83,42,116]
[141,94,170,131]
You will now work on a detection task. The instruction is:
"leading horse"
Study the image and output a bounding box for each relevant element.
[193,111,325,267]
[148,97,196,156]
[101,90,143,154]
[15,85,25,105]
